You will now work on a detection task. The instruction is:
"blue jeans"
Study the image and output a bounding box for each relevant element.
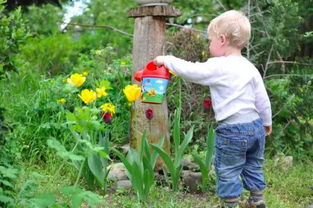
[214,119,266,199]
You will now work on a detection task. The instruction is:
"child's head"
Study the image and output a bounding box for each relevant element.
[207,10,251,50]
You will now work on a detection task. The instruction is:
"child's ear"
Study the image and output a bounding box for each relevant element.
[220,35,227,46]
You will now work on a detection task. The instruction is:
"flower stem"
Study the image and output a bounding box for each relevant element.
[74,159,85,187]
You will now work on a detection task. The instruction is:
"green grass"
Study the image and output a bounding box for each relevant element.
[264,159,313,208]
[15,157,313,208]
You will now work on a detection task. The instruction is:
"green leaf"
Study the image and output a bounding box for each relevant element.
[173,109,181,155]
[0,166,19,179]
[81,190,103,207]
[0,179,13,188]
[66,111,77,122]
[98,80,112,90]
[150,137,164,169]
[98,151,108,159]
[0,194,13,204]
[71,194,84,208]
[60,186,81,194]
[32,193,56,208]
[151,145,175,177]
[47,139,84,161]
[177,126,194,163]
[205,126,215,168]
[111,148,133,178]
[87,154,105,186]
[192,153,209,189]
[99,131,110,155]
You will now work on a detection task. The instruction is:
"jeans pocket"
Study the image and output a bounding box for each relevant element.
[215,136,247,168]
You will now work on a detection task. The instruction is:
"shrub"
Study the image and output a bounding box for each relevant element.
[16,34,81,75]
[0,0,30,78]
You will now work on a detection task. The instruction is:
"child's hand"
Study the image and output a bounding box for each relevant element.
[264,126,272,136]
[154,56,166,66]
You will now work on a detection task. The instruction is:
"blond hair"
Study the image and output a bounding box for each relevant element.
[207,10,251,49]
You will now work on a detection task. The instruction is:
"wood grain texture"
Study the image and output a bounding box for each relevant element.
[130,13,176,168]
[128,5,181,18]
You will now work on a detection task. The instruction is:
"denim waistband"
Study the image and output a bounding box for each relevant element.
[218,111,260,125]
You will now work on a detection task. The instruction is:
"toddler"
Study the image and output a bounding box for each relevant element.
[154,10,272,208]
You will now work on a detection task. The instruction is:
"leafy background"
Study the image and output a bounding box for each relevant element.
[0,0,312,207]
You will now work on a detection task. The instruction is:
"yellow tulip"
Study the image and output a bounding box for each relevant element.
[79,89,97,104]
[123,84,141,102]
[57,98,66,104]
[100,103,116,114]
[67,73,86,87]
[96,87,108,98]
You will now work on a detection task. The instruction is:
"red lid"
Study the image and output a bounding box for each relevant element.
[134,61,170,82]
[134,70,143,82]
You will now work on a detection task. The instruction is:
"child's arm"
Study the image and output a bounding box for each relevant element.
[253,72,272,133]
[154,55,220,85]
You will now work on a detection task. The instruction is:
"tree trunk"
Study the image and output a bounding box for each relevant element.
[129,5,180,168]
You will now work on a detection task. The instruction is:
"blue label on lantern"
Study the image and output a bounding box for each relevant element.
[142,78,169,103]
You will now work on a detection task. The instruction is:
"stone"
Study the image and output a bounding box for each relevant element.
[107,163,128,181]
[155,171,167,185]
[120,143,130,154]
[182,170,202,193]
[181,157,199,171]
[116,180,132,190]
[274,154,293,171]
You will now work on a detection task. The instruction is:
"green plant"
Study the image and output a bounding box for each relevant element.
[57,186,103,208]
[48,116,111,191]
[265,74,313,158]
[13,172,103,208]
[70,0,135,56]
[112,134,162,202]
[0,0,30,78]
[16,34,81,75]
[151,108,194,191]
[0,164,19,206]
[0,107,20,207]
[23,4,65,36]
[192,125,215,191]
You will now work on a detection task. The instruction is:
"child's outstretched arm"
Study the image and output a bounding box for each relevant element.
[154,55,220,86]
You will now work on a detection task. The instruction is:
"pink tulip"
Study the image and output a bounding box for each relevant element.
[203,99,212,109]
[145,108,153,120]
[102,112,112,123]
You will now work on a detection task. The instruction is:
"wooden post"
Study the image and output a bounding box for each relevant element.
[128,5,181,168]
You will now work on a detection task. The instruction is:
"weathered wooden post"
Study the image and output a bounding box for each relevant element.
[128,0,181,167]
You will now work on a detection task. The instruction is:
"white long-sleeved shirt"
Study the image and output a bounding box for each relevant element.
[163,55,272,126]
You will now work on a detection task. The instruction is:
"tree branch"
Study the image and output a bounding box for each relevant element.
[215,0,227,10]
[166,23,206,35]
[63,22,133,38]
[265,73,313,80]
[267,61,313,66]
